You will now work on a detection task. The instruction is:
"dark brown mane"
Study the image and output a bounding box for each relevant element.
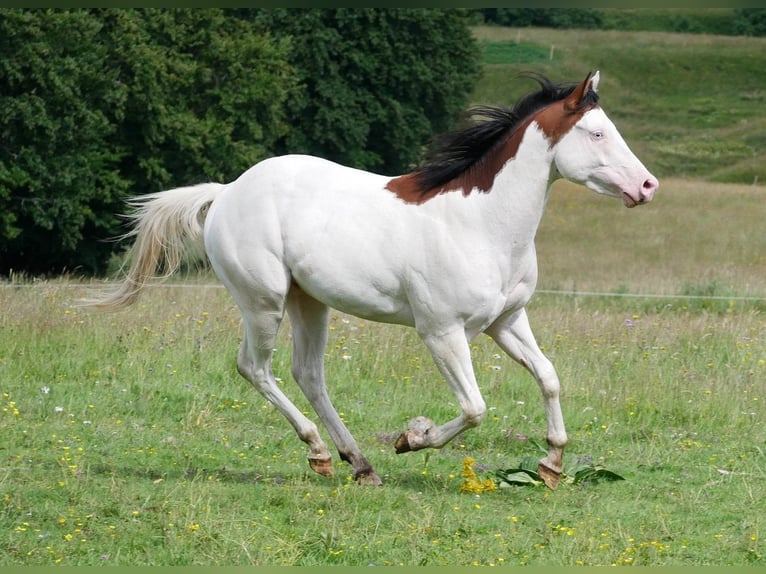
[386,72,599,204]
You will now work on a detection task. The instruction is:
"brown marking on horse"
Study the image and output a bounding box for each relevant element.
[386,118,534,205]
[386,72,599,205]
[534,77,598,147]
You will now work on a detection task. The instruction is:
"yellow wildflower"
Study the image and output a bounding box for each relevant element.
[460,457,496,494]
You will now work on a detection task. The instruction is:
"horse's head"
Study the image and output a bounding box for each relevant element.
[541,71,658,208]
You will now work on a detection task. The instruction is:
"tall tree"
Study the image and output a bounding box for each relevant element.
[245,9,482,174]
[0,9,294,275]
[0,9,128,274]
[101,9,295,192]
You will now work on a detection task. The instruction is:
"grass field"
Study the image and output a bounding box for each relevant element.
[1,177,764,566]
[2,21,765,568]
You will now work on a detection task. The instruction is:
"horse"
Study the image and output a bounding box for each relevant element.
[88,71,658,489]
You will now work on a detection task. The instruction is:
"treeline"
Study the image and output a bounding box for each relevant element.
[477,8,766,36]
[0,9,480,276]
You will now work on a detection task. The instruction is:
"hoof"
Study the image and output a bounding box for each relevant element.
[394,433,412,453]
[308,456,334,478]
[394,416,434,453]
[538,461,561,490]
[355,470,383,486]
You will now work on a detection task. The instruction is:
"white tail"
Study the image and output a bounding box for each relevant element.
[86,182,225,311]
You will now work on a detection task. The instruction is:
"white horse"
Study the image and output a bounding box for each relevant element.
[90,71,657,488]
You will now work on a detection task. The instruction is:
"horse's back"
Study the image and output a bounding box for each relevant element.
[213,154,404,241]
[243,154,390,192]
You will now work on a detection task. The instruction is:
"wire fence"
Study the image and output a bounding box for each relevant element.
[3,281,765,302]
[535,289,766,302]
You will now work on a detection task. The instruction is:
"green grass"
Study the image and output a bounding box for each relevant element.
[479,40,550,64]
[471,26,766,185]
[1,179,764,566]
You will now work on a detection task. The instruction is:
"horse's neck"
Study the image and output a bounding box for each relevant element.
[481,123,556,243]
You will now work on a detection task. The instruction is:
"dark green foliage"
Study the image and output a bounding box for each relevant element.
[479,8,604,30]
[599,9,739,35]
[1,9,481,275]
[495,452,625,488]
[100,10,294,191]
[0,9,293,275]
[244,8,482,174]
[734,8,766,36]
[478,8,766,37]
[0,10,128,274]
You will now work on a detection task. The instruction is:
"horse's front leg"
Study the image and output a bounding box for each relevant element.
[395,328,487,453]
[485,308,567,489]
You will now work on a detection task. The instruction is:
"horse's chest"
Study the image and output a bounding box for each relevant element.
[435,251,538,333]
[498,250,539,311]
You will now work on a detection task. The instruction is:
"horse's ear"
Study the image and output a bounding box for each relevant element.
[587,70,600,94]
[565,71,599,111]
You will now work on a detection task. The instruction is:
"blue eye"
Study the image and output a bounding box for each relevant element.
[591,131,604,140]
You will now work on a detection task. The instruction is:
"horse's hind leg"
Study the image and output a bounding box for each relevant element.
[286,286,382,485]
[236,304,334,477]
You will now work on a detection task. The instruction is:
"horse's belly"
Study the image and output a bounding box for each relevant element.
[292,263,415,326]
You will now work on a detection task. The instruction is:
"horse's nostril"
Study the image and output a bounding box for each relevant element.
[639,176,658,203]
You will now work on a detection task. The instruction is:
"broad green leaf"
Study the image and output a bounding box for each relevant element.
[495,468,543,487]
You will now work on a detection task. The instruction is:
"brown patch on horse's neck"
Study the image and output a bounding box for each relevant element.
[386,100,595,205]
[386,119,533,205]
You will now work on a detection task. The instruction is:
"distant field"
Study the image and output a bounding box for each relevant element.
[2,177,763,565]
[472,26,766,185]
[537,178,766,301]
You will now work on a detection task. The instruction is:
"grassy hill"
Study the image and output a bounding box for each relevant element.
[471,26,766,185]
